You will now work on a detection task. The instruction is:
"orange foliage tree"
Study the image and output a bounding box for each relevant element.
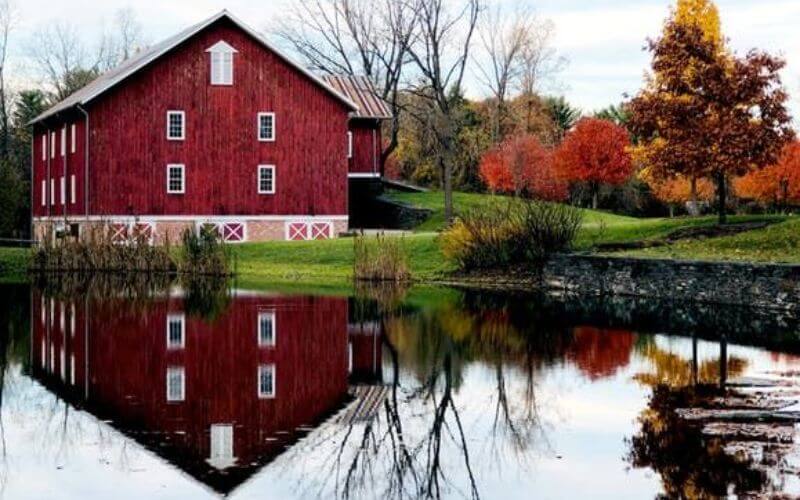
[479,134,568,201]
[553,118,633,209]
[735,141,800,209]
[643,174,715,216]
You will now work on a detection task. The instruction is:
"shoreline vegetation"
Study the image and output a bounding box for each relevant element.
[1,192,798,290]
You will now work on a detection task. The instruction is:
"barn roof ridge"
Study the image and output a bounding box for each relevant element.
[30,10,359,124]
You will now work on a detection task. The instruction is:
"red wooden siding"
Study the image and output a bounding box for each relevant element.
[32,119,86,218]
[348,120,383,176]
[30,291,368,494]
[34,17,351,220]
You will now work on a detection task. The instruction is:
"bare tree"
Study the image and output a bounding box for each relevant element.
[273,0,417,163]
[406,0,481,224]
[0,0,15,157]
[474,4,531,141]
[30,8,145,102]
[518,17,563,134]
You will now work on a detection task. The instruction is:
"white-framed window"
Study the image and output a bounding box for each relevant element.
[41,180,46,207]
[347,131,353,159]
[70,354,75,385]
[61,127,66,156]
[167,313,185,349]
[70,175,76,204]
[258,311,276,347]
[167,164,185,194]
[41,135,46,161]
[211,52,234,85]
[258,364,275,399]
[71,124,76,153]
[50,179,55,205]
[209,424,235,469]
[258,165,275,194]
[167,111,185,141]
[258,113,275,142]
[60,177,66,205]
[50,132,55,159]
[166,366,185,402]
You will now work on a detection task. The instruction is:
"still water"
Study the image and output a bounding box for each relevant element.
[1,281,800,499]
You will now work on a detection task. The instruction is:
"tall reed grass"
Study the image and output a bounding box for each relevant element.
[353,233,411,282]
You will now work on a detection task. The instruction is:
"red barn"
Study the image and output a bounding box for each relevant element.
[29,10,390,243]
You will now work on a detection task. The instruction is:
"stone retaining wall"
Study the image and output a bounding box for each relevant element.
[543,254,800,311]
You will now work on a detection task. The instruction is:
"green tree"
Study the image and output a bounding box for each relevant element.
[544,96,580,142]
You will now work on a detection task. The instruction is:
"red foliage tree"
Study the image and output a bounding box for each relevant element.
[553,118,633,208]
[736,141,800,209]
[479,134,568,201]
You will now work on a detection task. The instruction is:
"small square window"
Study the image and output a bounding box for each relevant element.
[258,165,275,194]
[167,164,185,194]
[167,111,185,140]
[167,314,185,349]
[258,311,276,347]
[258,113,275,141]
[258,364,275,399]
[167,366,185,402]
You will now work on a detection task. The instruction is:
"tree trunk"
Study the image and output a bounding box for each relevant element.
[716,171,727,225]
[688,176,699,216]
[592,188,598,210]
[669,205,675,218]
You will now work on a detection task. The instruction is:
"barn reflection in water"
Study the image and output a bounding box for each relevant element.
[30,290,384,495]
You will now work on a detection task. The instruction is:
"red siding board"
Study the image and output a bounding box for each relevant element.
[348,120,382,175]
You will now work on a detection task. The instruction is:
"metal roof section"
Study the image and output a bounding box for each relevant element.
[322,75,393,120]
[30,10,358,124]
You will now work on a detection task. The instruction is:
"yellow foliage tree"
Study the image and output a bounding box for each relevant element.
[673,0,722,48]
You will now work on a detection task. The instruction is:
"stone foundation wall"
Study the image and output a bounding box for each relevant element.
[543,254,800,311]
[33,217,349,244]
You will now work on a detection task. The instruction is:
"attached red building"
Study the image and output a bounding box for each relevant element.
[29,11,390,243]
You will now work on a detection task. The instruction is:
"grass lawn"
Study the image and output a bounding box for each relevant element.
[385,190,638,232]
[0,247,29,281]
[232,232,450,287]
[0,191,794,287]
[618,217,800,263]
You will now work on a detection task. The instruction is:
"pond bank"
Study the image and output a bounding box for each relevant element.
[446,254,800,311]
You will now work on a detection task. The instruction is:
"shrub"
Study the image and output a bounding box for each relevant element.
[180,226,232,276]
[353,233,411,282]
[441,199,583,270]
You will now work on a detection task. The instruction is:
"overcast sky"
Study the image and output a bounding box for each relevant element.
[8,0,800,119]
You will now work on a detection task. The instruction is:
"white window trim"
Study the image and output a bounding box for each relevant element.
[41,180,46,207]
[347,131,353,159]
[167,111,186,141]
[60,177,66,206]
[167,313,186,349]
[166,366,186,402]
[70,124,76,153]
[61,127,66,157]
[257,311,276,347]
[41,135,46,161]
[257,113,276,142]
[50,179,55,205]
[258,165,276,195]
[50,132,55,159]
[167,164,185,194]
[258,364,276,399]
[209,48,235,86]
[70,175,76,204]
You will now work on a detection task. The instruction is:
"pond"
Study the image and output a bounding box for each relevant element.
[1,280,800,499]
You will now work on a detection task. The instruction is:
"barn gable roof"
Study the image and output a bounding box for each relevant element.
[321,75,393,120]
[30,10,358,125]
